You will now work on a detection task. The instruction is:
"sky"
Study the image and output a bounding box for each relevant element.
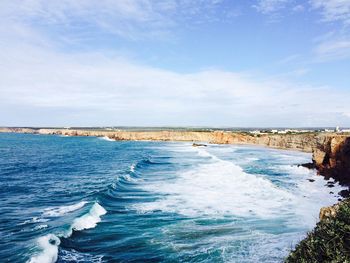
[1,0,350,127]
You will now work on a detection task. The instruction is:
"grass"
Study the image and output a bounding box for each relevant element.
[286,199,350,263]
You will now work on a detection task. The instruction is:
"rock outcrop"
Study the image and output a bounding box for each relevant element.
[312,135,350,184]
[319,202,341,221]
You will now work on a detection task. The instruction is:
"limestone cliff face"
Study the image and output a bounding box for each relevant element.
[1,127,350,183]
[312,135,350,184]
[0,127,37,134]
[30,129,320,153]
[319,202,341,221]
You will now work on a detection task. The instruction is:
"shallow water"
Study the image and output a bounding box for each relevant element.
[0,133,345,262]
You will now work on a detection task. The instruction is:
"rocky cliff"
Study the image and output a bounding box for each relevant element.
[1,127,350,184]
[311,134,350,184]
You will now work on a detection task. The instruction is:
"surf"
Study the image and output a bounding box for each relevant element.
[28,202,107,263]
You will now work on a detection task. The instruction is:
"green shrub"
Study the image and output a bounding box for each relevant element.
[286,199,350,263]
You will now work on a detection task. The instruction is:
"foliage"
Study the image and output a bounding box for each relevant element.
[286,199,350,263]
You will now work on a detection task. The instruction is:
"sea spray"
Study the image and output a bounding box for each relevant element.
[28,234,60,263]
[43,201,88,217]
[67,202,107,235]
[130,164,136,173]
[99,136,115,142]
[134,147,294,218]
[29,203,106,263]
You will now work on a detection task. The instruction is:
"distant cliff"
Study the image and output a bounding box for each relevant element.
[1,127,349,184]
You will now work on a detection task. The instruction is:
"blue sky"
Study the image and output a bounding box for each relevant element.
[1,0,350,127]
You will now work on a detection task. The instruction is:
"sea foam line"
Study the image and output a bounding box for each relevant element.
[43,201,88,217]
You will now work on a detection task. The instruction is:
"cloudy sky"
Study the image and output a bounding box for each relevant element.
[1,0,350,127]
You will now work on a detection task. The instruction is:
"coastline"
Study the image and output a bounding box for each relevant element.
[1,127,349,184]
[2,128,350,261]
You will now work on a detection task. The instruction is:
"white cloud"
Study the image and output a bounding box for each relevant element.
[292,4,305,12]
[310,0,350,25]
[1,36,350,126]
[314,39,350,60]
[0,0,350,126]
[0,0,231,41]
[253,0,289,14]
[309,1,350,62]
[255,0,350,26]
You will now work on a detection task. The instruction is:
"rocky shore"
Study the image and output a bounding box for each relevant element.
[1,127,349,184]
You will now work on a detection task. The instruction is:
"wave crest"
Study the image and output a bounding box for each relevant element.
[43,201,88,217]
[68,202,107,235]
[28,234,60,263]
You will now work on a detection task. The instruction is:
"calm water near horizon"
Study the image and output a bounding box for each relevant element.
[0,133,345,262]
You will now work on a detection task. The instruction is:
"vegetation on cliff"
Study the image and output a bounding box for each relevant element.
[286,199,350,263]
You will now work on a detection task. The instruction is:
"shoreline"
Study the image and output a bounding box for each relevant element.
[2,127,350,261]
[1,127,349,183]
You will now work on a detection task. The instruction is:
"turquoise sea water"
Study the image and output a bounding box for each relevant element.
[0,133,345,262]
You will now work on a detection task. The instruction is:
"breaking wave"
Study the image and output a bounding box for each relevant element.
[68,202,107,234]
[28,202,106,263]
[99,136,115,142]
[43,201,88,217]
[134,148,295,218]
[28,234,60,263]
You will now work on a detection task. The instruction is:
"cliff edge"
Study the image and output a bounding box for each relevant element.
[312,135,350,184]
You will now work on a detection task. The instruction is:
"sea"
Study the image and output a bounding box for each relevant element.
[0,132,345,262]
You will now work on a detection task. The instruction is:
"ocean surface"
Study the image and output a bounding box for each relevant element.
[0,133,345,263]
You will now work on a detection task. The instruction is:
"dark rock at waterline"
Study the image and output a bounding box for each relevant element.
[307,179,315,182]
[325,181,335,188]
[300,162,315,169]
[338,189,350,198]
[192,143,207,147]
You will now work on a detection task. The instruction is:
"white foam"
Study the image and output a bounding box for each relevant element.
[66,202,107,236]
[195,147,218,160]
[33,224,48,231]
[99,136,115,142]
[277,164,312,175]
[137,145,347,229]
[28,203,106,263]
[289,165,345,226]
[19,217,49,225]
[60,249,103,263]
[246,157,259,162]
[43,201,88,217]
[122,174,135,182]
[134,148,295,219]
[28,234,60,263]
[130,164,135,173]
